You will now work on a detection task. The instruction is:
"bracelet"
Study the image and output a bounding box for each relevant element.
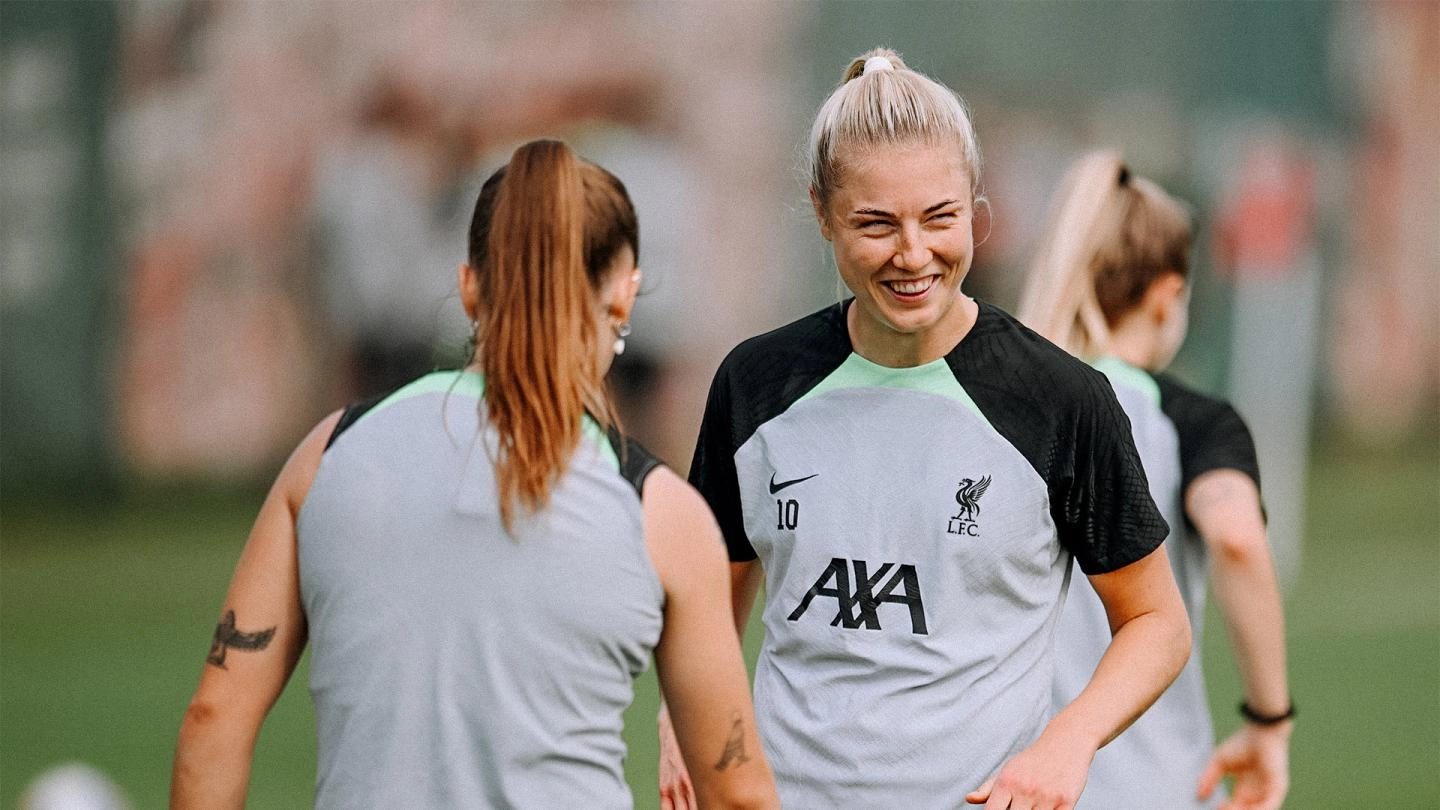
[1240,701,1296,725]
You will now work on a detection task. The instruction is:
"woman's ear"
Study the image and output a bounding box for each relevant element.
[810,187,834,242]
[609,268,642,325]
[458,263,481,322]
[1147,271,1188,325]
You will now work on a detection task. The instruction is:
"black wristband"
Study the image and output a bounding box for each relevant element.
[1240,701,1295,725]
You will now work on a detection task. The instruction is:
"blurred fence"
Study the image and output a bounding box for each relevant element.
[3,1,1436,501]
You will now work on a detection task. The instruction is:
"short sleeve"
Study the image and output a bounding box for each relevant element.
[945,302,1170,577]
[1057,367,1170,575]
[688,363,756,561]
[1155,375,1262,494]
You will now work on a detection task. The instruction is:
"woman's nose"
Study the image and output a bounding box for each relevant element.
[893,226,932,271]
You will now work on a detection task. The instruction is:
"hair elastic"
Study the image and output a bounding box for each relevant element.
[863,56,894,75]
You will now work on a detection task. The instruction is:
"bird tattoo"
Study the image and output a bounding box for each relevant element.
[206,610,276,669]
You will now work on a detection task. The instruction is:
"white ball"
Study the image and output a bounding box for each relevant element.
[20,762,130,810]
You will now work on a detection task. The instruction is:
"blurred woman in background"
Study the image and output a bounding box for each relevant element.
[171,138,778,810]
[1019,151,1292,810]
[662,49,1190,809]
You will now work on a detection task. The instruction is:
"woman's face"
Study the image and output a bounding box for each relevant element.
[817,142,975,361]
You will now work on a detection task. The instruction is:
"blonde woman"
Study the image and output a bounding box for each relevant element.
[661,51,1191,809]
[1019,151,1292,810]
[171,140,778,809]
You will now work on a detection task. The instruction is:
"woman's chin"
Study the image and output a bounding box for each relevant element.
[872,296,951,336]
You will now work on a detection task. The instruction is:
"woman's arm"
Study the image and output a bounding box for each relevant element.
[645,468,778,810]
[170,411,339,809]
[1188,469,1291,809]
[658,547,762,810]
[967,545,1191,809]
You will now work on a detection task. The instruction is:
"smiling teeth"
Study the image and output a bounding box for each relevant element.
[889,278,933,295]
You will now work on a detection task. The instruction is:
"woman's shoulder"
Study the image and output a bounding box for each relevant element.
[704,303,852,423]
[607,429,666,498]
[959,300,1118,410]
[1152,373,1243,423]
[718,302,849,373]
[323,370,481,450]
[1151,373,1260,488]
[1151,372,1254,448]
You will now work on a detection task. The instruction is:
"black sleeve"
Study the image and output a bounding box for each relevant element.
[1056,366,1171,575]
[607,428,665,497]
[688,361,755,562]
[1155,374,1262,495]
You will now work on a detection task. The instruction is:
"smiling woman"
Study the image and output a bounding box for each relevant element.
[657,48,1194,810]
[816,142,976,366]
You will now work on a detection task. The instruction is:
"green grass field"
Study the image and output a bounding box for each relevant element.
[3,436,1437,808]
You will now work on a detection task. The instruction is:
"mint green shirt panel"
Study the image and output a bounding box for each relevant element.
[347,370,620,472]
[1092,356,1161,409]
[795,352,990,427]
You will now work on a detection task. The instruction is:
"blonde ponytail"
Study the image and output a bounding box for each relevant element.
[1018,151,1192,359]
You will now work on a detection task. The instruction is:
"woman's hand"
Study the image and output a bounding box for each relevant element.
[1196,721,1292,810]
[658,703,697,810]
[964,729,1093,810]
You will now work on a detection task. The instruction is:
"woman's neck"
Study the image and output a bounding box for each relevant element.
[1106,318,1159,371]
[846,296,979,368]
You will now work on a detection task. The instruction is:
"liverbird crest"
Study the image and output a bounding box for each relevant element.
[952,475,992,522]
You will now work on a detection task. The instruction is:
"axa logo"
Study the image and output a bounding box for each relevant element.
[947,475,991,537]
[787,557,928,635]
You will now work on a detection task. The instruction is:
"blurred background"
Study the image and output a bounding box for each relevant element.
[3,1,1436,807]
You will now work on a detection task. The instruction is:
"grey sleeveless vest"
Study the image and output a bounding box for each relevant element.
[297,371,663,809]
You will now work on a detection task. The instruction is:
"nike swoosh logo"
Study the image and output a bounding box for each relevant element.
[769,472,818,494]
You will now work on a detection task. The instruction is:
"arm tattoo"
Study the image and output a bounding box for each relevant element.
[206,609,276,669]
[713,711,751,771]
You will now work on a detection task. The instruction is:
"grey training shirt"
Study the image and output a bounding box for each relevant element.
[690,301,1168,806]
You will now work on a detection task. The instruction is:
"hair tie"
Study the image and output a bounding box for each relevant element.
[863,56,894,75]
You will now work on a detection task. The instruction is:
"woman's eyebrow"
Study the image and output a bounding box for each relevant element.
[851,199,963,218]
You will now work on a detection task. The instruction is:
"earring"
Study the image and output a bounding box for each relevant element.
[613,321,632,356]
[465,320,480,361]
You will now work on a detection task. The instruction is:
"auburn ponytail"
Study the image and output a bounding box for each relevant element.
[467,140,638,530]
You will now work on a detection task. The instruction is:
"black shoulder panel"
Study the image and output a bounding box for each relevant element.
[325,389,395,450]
[607,428,665,497]
[689,303,852,561]
[949,301,1169,574]
[1153,373,1262,495]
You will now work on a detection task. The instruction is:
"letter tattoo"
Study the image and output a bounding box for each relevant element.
[713,711,751,771]
[206,610,276,669]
